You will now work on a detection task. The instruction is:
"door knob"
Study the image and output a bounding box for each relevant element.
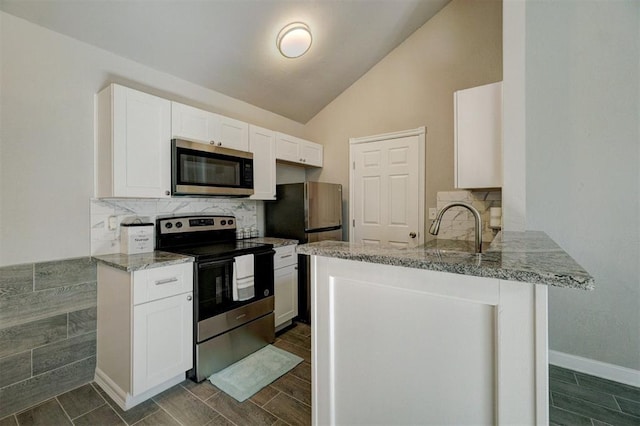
[187,295,192,301]
[409,232,417,238]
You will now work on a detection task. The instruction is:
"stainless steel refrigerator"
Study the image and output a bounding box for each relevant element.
[265,182,343,323]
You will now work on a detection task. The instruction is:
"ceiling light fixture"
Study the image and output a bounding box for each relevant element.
[277,22,312,58]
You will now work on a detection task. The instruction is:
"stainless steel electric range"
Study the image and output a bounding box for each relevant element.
[156,215,275,382]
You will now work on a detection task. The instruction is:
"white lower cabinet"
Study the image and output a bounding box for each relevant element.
[95,262,193,410]
[273,245,298,329]
[132,292,192,395]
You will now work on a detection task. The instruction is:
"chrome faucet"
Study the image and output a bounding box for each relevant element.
[429,202,483,253]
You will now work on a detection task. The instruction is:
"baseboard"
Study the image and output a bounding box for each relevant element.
[95,368,185,411]
[549,350,640,387]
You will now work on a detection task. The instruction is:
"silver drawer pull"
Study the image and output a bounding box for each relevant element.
[155,277,178,285]
[235,314,246,320]
[279,254,293,259]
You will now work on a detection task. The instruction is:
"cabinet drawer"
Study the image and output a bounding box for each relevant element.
[133,263,193,305]
[274,245,297,269]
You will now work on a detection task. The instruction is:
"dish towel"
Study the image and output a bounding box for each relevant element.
[233,254,255,301]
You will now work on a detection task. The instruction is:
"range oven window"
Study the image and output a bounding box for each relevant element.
[196,251,274,321]
[197,259,234,320]
[178,151,241,187]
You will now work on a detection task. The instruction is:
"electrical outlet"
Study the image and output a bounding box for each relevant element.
[108,216,118,231]
[429,208,437,220]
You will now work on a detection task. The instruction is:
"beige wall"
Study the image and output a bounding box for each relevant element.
[304,0,502,240]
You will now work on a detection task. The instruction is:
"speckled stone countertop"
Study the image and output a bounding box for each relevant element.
[92,251,194,272]
[297,231,594,290]
[247,237,298,248]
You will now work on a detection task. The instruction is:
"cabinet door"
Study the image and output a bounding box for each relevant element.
[171,102,217,144]
[132,292,193,395]
[216,115,249,151]
[112,85,171,198]
[275,132,301,163]
[274,264,298,327]
[249,125,276,200]
[301,141,323,167]
[454,82,502,189]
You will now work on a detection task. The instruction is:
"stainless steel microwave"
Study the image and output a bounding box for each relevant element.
[171,138,254,197]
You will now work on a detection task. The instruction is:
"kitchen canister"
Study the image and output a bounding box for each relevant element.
[120,222,154,254]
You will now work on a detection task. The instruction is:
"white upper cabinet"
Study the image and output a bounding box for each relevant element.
[171,102,216,143]
[275,132,323,167]
[218,115,249,152]
[171,102,249,152]
[96,84,171,198]
[249,125,276,200]
[454,81,503,189]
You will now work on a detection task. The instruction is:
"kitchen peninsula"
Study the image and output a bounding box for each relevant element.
[298,231,594,425]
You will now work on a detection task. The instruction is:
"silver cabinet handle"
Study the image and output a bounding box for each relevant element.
[155,277,178,285]
[409,232,417,238]
[210,140,216,145]
[279,254,293,259]
[217,142,222,146]
[235,313,246,320]
[187,295,192,301]
[165,190,170,196]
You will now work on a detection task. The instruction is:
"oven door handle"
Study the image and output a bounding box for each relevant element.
[198,259,234,269]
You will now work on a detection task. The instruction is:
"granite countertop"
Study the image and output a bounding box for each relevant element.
[296,231,594,290]
[92,251,194,272]
[247,237,299,248]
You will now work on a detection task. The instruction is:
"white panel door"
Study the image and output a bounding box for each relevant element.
[351,134,422,247]
[132,292,193,395]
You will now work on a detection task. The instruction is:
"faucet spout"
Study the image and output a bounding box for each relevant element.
[429,202,483,253]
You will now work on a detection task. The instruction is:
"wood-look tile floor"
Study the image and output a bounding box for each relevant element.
[548,365,640,426]
[4,323,640,426]
[0,322,311,426]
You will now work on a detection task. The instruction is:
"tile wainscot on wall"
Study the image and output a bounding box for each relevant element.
[0,198,261,418]
[0,258,97,418]
[91,198,261,255]
[435,190,502,243]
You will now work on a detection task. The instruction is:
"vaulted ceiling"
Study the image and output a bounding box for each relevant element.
[0,0,451,123]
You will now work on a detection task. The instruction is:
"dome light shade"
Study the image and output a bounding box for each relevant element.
[277,22,312,58]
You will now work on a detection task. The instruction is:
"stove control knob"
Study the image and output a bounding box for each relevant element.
[175,221,183,228]
[228,219,234,225]
[264,289,270,297]
[220,220,227,225]
[165,222,173,229]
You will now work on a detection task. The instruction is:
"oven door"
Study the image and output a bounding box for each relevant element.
[172,139,254,196]
[195,250,274,341]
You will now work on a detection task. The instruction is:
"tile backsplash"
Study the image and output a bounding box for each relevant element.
[91,198,261,255]
[435,190,502,243]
